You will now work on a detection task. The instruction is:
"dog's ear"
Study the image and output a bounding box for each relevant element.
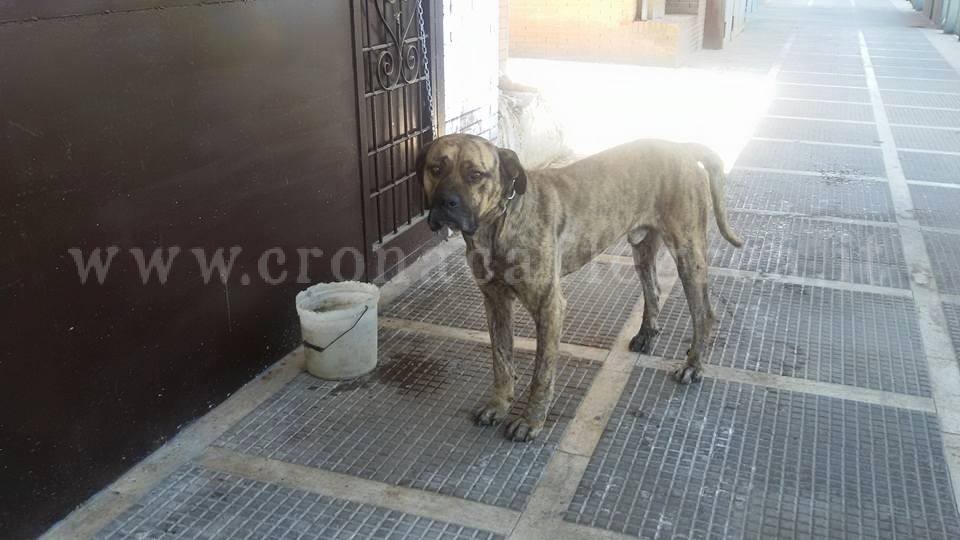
[498,147,527,195]
[415,139,433,185]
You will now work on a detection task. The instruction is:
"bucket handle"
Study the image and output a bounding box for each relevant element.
[302,304,370,354]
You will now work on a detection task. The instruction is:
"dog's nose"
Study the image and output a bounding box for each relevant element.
[441,194,460,210]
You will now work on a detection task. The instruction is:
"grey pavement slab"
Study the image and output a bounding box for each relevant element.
[709,211,910,289]
[96,465,502,540]
[383,250,642,350]
[565,369,960,539]
[736,139,886,177]
[726,168,896,222]
[649,274,930,396]
[215,329,598,511]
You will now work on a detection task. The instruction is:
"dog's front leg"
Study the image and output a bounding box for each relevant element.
[475,283,517,426]
[506,285,564,442]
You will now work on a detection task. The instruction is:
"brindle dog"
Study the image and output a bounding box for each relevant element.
[417,134,742,442]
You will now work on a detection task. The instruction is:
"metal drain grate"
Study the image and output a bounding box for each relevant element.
[736,140,886,177]
[565,368,960,538]
[753,117,879,145]
[767,99,874,122]
[96,465,501,540]
[882,90,960,109]
[943,302,960,359]
[650,274,930,396]
[726,168,895,222]
[887,106,960,128]
[910,185,960,230]
[215,329,598,511]
[924,231,960,295]
[775,84,871,103]
[710,211,910,289]
[875,67,960,80]
[893,126,960,154]
[383,250,642,350]
[777,72,867,87]
[876,78,960,93]
[899,152,960,184]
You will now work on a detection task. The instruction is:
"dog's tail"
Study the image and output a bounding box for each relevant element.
[690,144,743,248]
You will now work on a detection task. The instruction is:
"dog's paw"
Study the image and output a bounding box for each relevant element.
[505,416,542,442]
[672,364,703,385]
[474,401,510,426]
[628,327,660,353]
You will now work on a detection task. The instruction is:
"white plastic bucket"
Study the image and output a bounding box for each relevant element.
[296,281,379,380]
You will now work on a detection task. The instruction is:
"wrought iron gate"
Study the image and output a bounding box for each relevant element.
[351,0,439,275]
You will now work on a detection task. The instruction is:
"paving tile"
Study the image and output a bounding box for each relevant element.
[899,151,960,184]
[777,71,868,87]
[775,84,871,103]
[893,126,960,153]
[710,212,910,289]
[887,106,960,128]
[736,139,886,177]
[924,231,960,295]
[650,274,930,396]
[726,168,896,222]
[383,250,642,349]
[565,369,959,538]
[881,90,960,109]
[767,98,875,122]
[753,116,879,145]
[910,184,960,229]
[215,329,598,511]
[96,465,502,540]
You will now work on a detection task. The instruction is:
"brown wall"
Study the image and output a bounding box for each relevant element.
[0,1,376,537]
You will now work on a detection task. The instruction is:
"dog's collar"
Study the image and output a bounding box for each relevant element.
[496,177,519,217]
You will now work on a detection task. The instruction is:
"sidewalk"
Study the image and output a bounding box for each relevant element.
[48,0,960,538]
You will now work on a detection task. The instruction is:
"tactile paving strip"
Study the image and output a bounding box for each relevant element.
[736,140,886,177]
[924,231,960,295]
[96,465,501,540]
[887,106,960,128]
[893,126,960,153]
[383,250,642,350]
[753,117,879,145]
[650,274,930,396]
[709,212,910,288]
[881,90,960,109]
[767,99,875,122]
[910,184,960,229]
[775,84,871,103]
[726,168,896,222]
[215,329,598,511]
[565,369,960,539]
[899,151,960,184]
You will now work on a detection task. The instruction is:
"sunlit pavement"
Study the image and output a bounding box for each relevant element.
[49,1,960,538]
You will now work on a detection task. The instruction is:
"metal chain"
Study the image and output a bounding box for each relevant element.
[416,0,436,134]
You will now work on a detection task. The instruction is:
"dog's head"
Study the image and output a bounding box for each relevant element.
[416,134,527,236]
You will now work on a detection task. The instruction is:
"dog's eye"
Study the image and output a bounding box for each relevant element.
[430,166,441,176]
[468,171,483,182]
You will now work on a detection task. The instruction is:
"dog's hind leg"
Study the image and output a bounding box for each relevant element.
[475,282,518,426]
[628,230,663,353]
[665,233,714,385]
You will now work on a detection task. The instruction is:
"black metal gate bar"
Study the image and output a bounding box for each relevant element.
[352,0,435,256]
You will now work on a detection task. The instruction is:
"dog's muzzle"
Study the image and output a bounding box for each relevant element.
[427,193,477,235]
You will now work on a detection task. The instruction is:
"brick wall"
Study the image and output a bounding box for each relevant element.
[441,0,499,141]
[509,0,706,64]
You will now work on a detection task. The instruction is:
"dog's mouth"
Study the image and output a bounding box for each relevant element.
[427,209,477,236]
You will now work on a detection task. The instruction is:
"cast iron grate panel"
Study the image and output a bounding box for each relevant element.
[753,117,879,145]
[943,302,960,359]
[779,63,864,76]
[649,274,930,396]
[565,369,960,539]
[874,66,960,80]
[893,126,960,153]
[899,151,960,184]
[924,231,960,295]
[96,465,501,540]
[215,329,598,511]
[383,250,642,349]
[709,212,910,289]
[726,168,896,222]
[767,99,875,122]
[775,84,871,103]
[876,78,960,93]
[886,106,960,128]
[776,72,867,87]
[881,90,960,109]
[736,139,886,177]
[910,184,960,229]
[871,57,952,68]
